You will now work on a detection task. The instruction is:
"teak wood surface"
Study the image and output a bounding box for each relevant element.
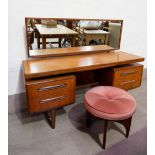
[29,45,116,58]
[23,51,144,80]
[36,24,78,49]
[25,75,76,113]
[35,24,78,35]
[81,30,110,45]
[101,63,143,90]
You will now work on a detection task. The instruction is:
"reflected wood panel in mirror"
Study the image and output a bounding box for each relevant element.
[29,45,116,58]
[25,17,123,57]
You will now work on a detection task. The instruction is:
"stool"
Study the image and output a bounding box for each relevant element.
[84,86,136,149]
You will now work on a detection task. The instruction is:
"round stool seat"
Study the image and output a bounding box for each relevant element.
[84,86,136,120]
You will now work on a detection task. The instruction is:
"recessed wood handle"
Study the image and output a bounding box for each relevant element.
[38,84,66,92]
[120,70,138,76]
[119,80,135,86]
[40,96,66,104]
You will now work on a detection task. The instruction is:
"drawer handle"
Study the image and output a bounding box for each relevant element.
[119,80,136,86]
[120,70,138,76]
[38,84,66,92]
[40,96,66,104]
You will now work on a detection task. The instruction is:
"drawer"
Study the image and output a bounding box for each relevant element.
[102,63,143,90]
[113,64,143,90]
[113,78,141,90]
[114,66,143,81]
[25,75,76,113]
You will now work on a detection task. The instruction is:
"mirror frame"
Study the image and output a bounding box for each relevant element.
[25,17,123,57]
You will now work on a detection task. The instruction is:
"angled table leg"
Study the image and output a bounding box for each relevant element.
[45,109,56,129]
[105,34,109,45]
[42,36,46,49]
[71,35,76,47]
[37,30,40,49]
[59,37,62,48]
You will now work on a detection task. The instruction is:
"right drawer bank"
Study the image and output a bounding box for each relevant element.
[102,63,143,90]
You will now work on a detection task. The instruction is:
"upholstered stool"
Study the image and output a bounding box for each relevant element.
[84,86,136,149]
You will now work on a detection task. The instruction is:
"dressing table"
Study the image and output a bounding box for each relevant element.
[23,18,144,129]
[23,45,144,129]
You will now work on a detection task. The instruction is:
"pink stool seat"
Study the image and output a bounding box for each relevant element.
[84,86,136,120]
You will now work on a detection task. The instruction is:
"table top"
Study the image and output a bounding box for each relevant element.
[84,29,110,34]
[76,27,110,34]
[29,45,116,58]
[23,51,144,80]
[35,24,78,35]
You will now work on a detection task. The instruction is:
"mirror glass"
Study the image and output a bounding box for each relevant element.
[25,18,123,57]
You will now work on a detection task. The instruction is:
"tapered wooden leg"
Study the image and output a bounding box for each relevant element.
[105,34,109,45]
[117,117,132,138]
[103,120,108,149]
[42,36,46,49]
[59,38,62,48]
[49,109,56,129]
[86,110,91,128]
[71,36,76,47]
[124,117,132,138]
[37,31,40,49]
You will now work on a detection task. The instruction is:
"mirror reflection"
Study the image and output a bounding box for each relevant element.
[26,18,123,56]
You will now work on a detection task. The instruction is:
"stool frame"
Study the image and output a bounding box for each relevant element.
[86,110,132,149]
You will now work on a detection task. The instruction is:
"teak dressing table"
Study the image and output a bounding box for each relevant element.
[23,45,144,129]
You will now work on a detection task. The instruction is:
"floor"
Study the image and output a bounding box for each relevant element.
[8,77,147,155]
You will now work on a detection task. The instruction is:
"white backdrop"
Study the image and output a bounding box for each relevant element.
[8,0,147,95]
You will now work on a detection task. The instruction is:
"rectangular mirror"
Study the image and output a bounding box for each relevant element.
[25,17,123,57]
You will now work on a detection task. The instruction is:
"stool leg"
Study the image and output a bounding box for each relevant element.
[103,120,108,149]
[86,110,91,128]
[124,117,132,138]
[117,117,132,138]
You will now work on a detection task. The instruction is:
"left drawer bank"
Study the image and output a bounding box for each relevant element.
[24,75,76,129]
[25,75,76,113]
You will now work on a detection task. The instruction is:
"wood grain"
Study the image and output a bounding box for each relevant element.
[101,63,143,90]
[25,75,76,113]
[29,45,116,58]
[35,24,78,35]
[23,51,144,79]
[113,64,143,90]
[25,17,123,56]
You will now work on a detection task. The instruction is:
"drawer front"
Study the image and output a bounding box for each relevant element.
[25,75,75,113]
[113,66,143,90]
[114,66,143,81]
[114,78,141,90]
